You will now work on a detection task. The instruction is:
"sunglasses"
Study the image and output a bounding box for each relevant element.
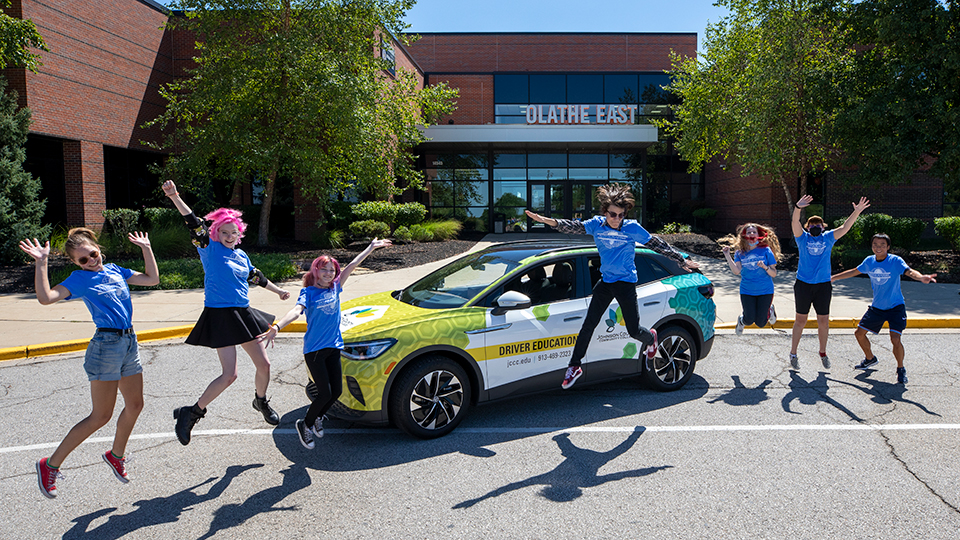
[76,250,100,265]
[606,211,626,219]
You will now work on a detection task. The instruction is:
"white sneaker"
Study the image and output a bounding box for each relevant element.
[768,304,777,326]
[736,315,745,336]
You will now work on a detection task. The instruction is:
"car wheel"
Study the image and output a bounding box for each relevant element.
[389,355,472,439]
[305,380,318,402]
[642,326,697,391]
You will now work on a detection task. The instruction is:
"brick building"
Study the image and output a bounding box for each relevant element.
[3,1,947,241]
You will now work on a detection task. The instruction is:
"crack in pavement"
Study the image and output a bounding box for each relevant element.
[879,430,960,515]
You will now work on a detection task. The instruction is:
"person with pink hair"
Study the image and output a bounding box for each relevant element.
[261,238,391,449]
[162,180,291,446]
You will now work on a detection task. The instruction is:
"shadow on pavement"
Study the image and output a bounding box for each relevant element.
[829,371,941,417]
[707,375,773,406]
[781,371,864,422]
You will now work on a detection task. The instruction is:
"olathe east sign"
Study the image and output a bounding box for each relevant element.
[526,104,639,124]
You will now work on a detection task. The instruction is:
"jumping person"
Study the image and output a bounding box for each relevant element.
[525,183,699,390]
[722,223,782,335]
[832,233,936,384]
[162,180,291,446]
[789,194,870,370]
[261,238,392,449]
[20,228,159,498]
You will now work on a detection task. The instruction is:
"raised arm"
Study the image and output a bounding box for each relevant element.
[340,238,392,287]
[524,209,559,228]
[125,231,160,287]
[162,180,193,217]
[831,268,862,282]
[644,236,700,271]
[793,194,813,237]
[18,239,70,305]
[833,197,871,241]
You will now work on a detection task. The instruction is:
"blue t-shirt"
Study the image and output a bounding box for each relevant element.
[298,283,343,353]
[795,230,837,284]
[857,254,910,310]
[583,215,653,284]
[198,241,254,308]
[60,263,136,329]
[734,246,777,296]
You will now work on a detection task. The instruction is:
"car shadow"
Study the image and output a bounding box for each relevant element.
[452,426,670,508]
[63,464,265,540]
[274,374,709,472]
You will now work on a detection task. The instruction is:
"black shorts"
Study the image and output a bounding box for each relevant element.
[794,280,832,315]
[186,306,275,349]
[859,304,907,335]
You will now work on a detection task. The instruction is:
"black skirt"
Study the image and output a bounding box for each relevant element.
[186,306,275,349]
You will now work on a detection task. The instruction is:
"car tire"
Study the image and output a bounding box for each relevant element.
[305,380,319,402]
[642,325,697,391]
[389,355,472,439]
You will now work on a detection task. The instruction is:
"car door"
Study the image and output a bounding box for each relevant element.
[479,257,588,400]
[581,253,669,377]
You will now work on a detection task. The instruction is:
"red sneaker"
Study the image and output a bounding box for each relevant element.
[36,457,63,499]
[561,366,583,389]
[102,451,129,483]
[646,329,659,361]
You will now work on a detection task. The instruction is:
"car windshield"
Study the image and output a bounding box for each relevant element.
[398,251,527,309]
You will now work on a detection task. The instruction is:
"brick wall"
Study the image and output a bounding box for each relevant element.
[427,74,493,125]
[825,171,944,231]
[703,158,796,238]
[406,33,696,73]
[64,140,106,229]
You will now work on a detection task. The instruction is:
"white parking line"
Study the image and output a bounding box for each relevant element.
[3,423,960,455]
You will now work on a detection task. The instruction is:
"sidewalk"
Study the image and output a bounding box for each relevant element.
[2,233,958,360]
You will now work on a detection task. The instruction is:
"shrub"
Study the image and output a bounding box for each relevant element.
[146,222,196,259]
[834,213,925,249]
[887,217,926,250]
[142,207,182,229]
[691,208,717,220]
[409,224,432,242]
[657,222,692,234]
[348,219,390,239]
[352,201,397,227]
[395,203,427,228]
[423,219,462,241]
[935,216,960,252]
[324,200,354,232]
[393,225,412,243]
[249,253,299,282]
[102,208,141,237]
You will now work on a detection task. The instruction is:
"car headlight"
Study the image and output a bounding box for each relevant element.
[341,338,397,361]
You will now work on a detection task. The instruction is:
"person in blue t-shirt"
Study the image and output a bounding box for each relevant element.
[526,183,699,390]
[832,233,936,384]
[789,194,870,371]
[721,223,783,335]
[261,238,391,449]
[20,227,159,499]
[163,181,291,446]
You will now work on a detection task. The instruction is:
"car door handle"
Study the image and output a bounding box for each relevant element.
[643,301,660,306]
[563,316,583,322]
[464,323,512,335]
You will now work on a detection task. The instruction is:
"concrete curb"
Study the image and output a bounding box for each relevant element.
[0,321,309,362]
[715,318,960,330]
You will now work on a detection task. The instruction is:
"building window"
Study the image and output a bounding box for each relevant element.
[380,37,396,76]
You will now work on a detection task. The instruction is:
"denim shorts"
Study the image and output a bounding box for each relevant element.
[83,331,142,382]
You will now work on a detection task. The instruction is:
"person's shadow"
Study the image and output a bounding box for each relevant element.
[452,427,670,508]
[828,371,941,417]
[63,463,264,540]
[781,371,864,422]
[707,375,772,406]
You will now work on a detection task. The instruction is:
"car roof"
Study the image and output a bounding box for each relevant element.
[477,239,597,258]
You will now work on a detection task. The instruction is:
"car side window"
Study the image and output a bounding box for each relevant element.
[499,258,579,306]
[635,254,670,284]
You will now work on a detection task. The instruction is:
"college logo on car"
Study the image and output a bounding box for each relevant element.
[307,240,717,439]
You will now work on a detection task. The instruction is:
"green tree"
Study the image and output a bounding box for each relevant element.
[0,0,47,71]
[146,0,457,244]
[830,0,960,190]
[0,77,49,262]
[663,0,851,211]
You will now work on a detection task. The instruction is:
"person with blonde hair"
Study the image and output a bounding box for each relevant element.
[526,183,699,390]
[789,194,870,370]
[722,222,782,335]
[162,180,291,446]
[20,227,159,498]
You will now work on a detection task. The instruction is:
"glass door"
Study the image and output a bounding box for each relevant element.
[529,182,571,230]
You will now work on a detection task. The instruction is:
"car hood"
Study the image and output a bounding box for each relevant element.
[340,291,486,347]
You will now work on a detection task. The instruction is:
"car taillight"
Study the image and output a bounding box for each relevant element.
[698,285,714,299]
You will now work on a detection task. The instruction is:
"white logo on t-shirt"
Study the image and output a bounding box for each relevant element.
[869,268,892,287]
[596,230,629,249]
[806,241,827,256]
[93,273,129,300]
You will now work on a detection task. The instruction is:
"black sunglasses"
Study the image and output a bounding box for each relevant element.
[76,250,100,265]
[606,211,625,219]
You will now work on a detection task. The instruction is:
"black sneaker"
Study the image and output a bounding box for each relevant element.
[311,416,325,439]
[854,357,879,370]
[253,394,280,425]
[897,367,908,384]
[295,419,315,449]
[174,404,205,446]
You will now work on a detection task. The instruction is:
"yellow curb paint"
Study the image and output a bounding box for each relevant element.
[0,346,28,361]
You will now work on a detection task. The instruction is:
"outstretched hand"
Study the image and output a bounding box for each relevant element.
[683,260,701,271]
[920,273,937,284]
[525,209,546,223]
[19,238,50,261]
[796,194,814,208]
[277,289,291,301]
[257,327,278,348]
[370,238,393,250]
[128,231,152,249]
[852,197,871,214]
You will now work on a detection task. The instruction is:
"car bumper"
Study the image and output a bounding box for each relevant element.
[328,400,388,425]
[700,335,714,359]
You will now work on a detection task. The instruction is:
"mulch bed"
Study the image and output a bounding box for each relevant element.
[2,231,956,294]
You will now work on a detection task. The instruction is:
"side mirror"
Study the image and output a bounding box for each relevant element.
[492,290,532,316]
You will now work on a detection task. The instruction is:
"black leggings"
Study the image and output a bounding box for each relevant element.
[304,348,343,425]
[569,280,655,367]
[740,293,773,327]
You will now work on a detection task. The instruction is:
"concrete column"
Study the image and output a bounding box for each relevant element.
[63,140,106,230]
